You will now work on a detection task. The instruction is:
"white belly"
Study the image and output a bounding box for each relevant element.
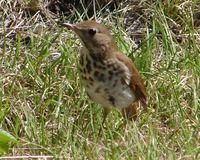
[84,79,135,109]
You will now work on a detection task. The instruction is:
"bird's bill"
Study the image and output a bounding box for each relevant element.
[63,23,78,32]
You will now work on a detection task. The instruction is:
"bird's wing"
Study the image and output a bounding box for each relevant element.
[116,52,147,111]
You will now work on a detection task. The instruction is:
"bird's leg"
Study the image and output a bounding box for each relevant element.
[102,107,110,125]
[122,102,137,121]
[98,107,110,136]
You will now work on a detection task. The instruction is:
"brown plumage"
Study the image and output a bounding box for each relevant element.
[63,20,147,122]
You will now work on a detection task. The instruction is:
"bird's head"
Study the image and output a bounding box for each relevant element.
[63,21,118,56]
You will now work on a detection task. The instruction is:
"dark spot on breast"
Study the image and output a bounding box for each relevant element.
[94,71,106,82]
[80,55,84,66]
[90,53,98,61]
[108,76,112,80]
[89,53,104,64]
[94,71,99,77]
[113,79,118,87]
[104,88,109,93]
[89,77,94,82]
[94,62,104,69]
[100,73,105,79]
[86,85,90,89]
[86,61,92,73]
[108,70,113,76]
[86,56,90,63]
[108,71,113,80]
[83,68,87,74]
[113,68,118,71]
[81,76,87,80]
[108,95,115,106]
[100,73,106,81]
[93,62,97,68]
[95,86,101,93]
[79,68,83,73]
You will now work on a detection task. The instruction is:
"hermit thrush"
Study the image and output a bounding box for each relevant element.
[63,21,147,123]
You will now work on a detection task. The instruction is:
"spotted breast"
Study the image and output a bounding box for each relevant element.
[79,49,136,109]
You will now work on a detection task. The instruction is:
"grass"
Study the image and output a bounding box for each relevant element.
[0,0,200,159]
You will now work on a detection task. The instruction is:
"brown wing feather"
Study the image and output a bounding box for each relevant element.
[116,52,148,111]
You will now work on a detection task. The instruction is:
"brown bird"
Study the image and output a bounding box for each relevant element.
[63,21,147,124]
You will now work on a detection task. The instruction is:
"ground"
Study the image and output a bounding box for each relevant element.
[0,0,200,159]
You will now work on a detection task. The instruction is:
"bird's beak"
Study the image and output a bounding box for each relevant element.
[63,23,79,33]
[63,23,85,40]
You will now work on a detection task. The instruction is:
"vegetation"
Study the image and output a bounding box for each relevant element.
[0,0,199,159]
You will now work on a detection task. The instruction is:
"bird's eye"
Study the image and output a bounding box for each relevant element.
[88,28,98,36]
